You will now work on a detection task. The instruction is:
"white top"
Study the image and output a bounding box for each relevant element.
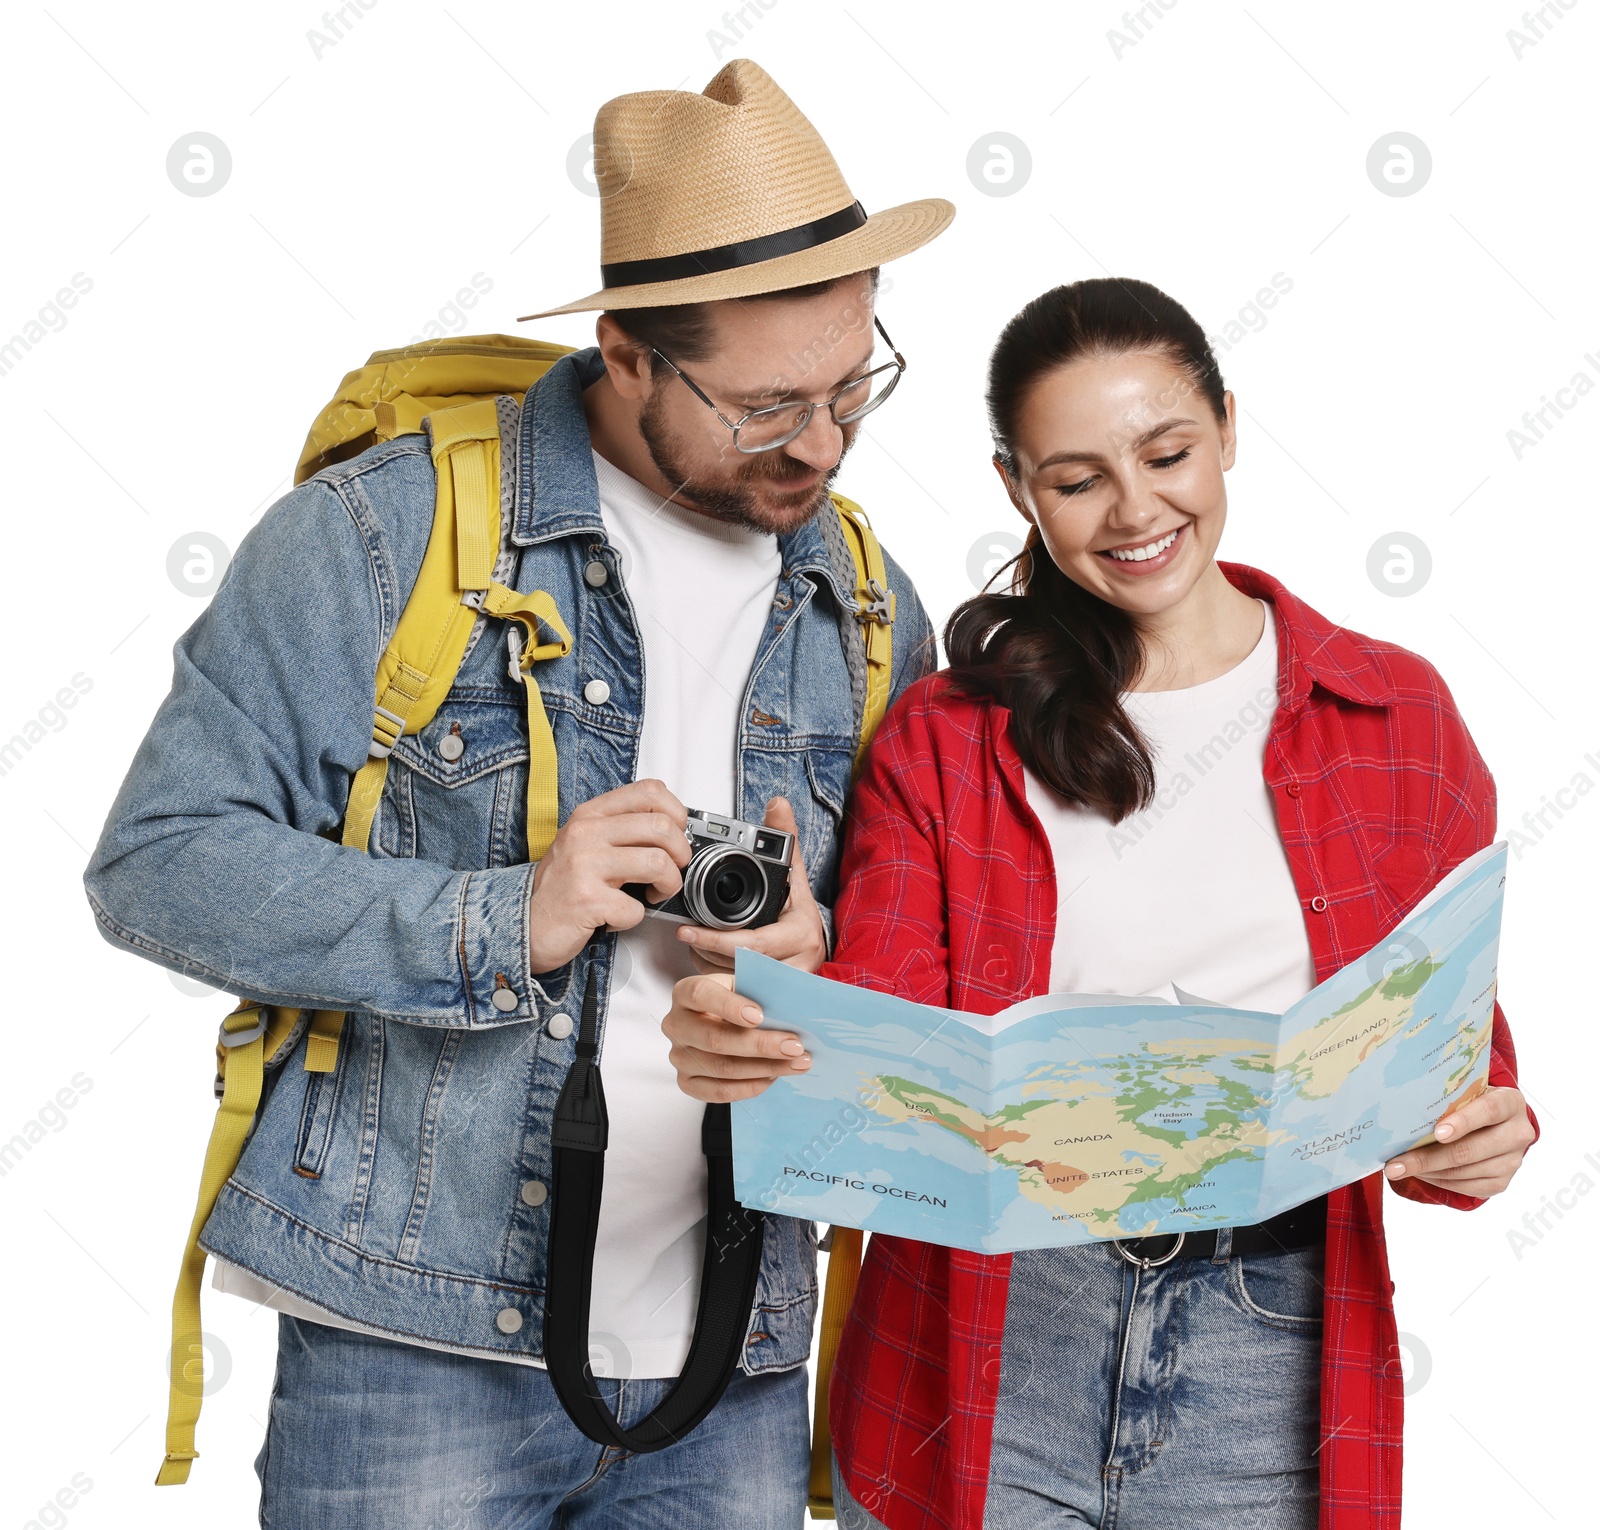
[1023,600,1317,1013]
[215,451,782,1379]
[580,451,782,1374]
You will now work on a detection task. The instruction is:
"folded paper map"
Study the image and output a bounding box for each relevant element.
[731,841,1506,1252]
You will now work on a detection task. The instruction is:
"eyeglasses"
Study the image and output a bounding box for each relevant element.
[652,316,906,455]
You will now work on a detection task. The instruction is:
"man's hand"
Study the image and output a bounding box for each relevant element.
[1383,1085,1536,1198]
[675,797,827,975]
[527,779,692,974]
[662,972,812,1103]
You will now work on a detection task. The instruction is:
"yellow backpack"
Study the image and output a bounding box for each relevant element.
[156,334,894,1497]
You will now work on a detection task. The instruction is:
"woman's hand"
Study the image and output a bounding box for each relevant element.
[1383,1085,1536,1197]
[662,972,813,1103]
[675,797,827,975]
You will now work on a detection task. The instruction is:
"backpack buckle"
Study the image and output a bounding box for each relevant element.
[368,705,406,759]
[855,578,895,626]
[214,1008,268,1098]
[218,1010,268,1048]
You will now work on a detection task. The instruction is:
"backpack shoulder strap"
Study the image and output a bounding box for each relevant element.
[156,1000,304,1485]
[302,398,520,1075]
[339,398,505,858]
[807,1223,864,1516]
[827,492,896,776]
[806,496,895,1515]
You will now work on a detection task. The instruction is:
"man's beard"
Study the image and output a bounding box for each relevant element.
[637,389,852,535]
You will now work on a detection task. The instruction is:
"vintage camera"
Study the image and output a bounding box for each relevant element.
[626,808,793,930]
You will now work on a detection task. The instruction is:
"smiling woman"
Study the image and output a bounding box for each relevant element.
[945,277,1257,821]
[816,277,1539,1530]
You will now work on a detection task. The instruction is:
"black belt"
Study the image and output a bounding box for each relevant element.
[1111,1195,1327,1269]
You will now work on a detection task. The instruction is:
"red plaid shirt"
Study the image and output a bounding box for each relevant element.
[821,562,1531,1530]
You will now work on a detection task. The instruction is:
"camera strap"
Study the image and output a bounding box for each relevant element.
[543,941,766,1451]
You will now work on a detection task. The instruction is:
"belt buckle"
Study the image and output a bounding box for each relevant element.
[1113,1231,1186,1270]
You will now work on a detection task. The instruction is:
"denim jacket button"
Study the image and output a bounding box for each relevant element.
[491,987,520,1013]
[546,1013,574,1040]
[584,560,609,588]
[438,732,465,762]
[495,1307,523,1334]
[583,679,611,706]
[520,1179,548,1207]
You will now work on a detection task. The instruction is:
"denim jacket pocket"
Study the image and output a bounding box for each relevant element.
[802,745,853,904]
[742,1212,819,1374]
[293,1026,353,1180]
[384,696,530,869]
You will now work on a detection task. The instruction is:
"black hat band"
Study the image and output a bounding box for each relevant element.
[599,201,868,290]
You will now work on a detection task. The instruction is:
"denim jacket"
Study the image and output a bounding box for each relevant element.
[84,347,935,1371]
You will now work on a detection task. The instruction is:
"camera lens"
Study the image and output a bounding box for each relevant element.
[684,847,768,929]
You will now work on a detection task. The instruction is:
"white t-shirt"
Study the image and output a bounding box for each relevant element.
[1023,601,1317,1012]
[215,451,781,1379]
[581,451,782,1374]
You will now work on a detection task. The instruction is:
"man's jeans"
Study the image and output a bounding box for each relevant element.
[833,1235,1323,1530]
[257,1316,809,1528]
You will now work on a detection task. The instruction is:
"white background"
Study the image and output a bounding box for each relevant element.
[3,1,1596,1525]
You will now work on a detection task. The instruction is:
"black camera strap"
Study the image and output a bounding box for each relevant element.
[543,942,766,1451]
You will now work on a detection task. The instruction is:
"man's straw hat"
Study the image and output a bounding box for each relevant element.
[518,59,954,320]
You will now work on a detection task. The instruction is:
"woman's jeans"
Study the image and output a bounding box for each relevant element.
[834,1230,1323,1530]
[256,1315,809,1529]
